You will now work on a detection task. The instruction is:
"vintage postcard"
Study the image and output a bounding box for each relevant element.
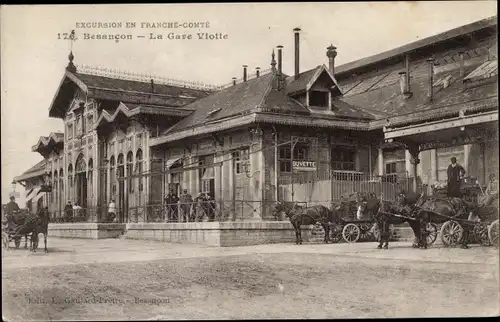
[1,2,498,320]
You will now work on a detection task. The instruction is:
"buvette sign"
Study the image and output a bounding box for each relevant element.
[293,161,317,171]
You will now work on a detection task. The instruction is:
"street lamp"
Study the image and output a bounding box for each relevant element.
[11,180,17,192]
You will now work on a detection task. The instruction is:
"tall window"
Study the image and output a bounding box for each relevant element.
[233,148,250,174]
[136,149,143,192]
[331,147,356,171]
[67,123,73,139]
[199,155,214,196]
[109,156,116,196]
[127,151,134,193]
[88,159,94,190]
[87,114,93,133]
[279,145,310,173]
[68,164,73,188]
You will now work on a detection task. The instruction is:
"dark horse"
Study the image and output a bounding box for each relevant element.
[397,191,475,249]
[356,196,427,249]
[11,208,50,253]
[273,201,341,245]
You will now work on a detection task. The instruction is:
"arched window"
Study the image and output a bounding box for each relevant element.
[117,153,124,179]
[68,164,73,188]
[136,149,143,192]
[127,151,134,193]
[110,155,116,196]
[76,154,86,173]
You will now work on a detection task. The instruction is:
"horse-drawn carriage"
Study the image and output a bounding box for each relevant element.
[1,208,49,252]
[2,209,31,249]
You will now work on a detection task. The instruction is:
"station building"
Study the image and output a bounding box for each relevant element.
[15,16,498,222]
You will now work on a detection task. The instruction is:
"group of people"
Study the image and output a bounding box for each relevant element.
[446,157,498,206]
[164,188,216,222]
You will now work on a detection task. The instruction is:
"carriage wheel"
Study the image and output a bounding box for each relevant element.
[329,225,343,243]
[473,223,491,246]
[14,237,21,248]
[440,220,464,247]
[488,219,499,248]
[425,223,438,245]
[342,223,361,243]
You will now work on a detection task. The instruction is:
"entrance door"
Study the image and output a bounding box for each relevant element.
[77,173,88,209]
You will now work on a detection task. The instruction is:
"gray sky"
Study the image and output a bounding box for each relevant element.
[1,2,497,205]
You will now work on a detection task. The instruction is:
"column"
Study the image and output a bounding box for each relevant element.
[248,139,263,221]
[464,144,472,174]
[430,149,438,184]
[377,147,384,176]
[405,150,412,177]
[408,145,420,193]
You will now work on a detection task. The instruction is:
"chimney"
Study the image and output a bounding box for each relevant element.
[256,67,261,78]
[277,45,283,77]
[398,72,407,94]
[427,58,435,102]
[243,65,248,82]
[277,46,283,90]
[326,45,337,75]
[232,77,237,86]
[294,27,301,79]
[150,79,155,93]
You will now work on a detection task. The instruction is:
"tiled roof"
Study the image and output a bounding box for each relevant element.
[14,159,47,182]
[335,16,497,77]
[286,67,319,94]
[75,73,211,99]
[339,53,498,123]
[166,70,375,134]
[167,72,277,133]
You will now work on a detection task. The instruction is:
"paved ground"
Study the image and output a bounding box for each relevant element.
[2,238,499,320]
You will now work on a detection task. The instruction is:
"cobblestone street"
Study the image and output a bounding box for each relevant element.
[2,238,499,320]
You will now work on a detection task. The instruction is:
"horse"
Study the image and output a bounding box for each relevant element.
[356,196,427,249]
[273,201,341,245]
[30,208,50,253]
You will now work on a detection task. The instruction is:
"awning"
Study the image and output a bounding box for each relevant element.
[25,187,41,203]
[202,167,215,180]
[165,157,182,169]
[32,191,44,204]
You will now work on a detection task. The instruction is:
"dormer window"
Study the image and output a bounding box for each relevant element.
[309,90,329,108]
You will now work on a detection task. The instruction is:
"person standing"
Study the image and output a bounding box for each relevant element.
[164,188,179,222]
[479,173,498,207]
[107,199,116,223]
[179,189,193,222]
[447,157,466,198]
[64,200,73,223]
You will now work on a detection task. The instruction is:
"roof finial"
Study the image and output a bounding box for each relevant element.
[66,30,77,73]
[271,49,277,73]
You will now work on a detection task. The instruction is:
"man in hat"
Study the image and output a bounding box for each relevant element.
[179,189,193,222]
[64,200,73,223]
[164,188,179,222]
[5,196,20,216]
[447,157,466,198]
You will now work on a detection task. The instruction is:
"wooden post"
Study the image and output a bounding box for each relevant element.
[408,145,420,193]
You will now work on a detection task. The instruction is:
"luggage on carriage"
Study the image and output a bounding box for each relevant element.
[2,209,33,249]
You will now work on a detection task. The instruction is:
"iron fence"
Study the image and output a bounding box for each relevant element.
[279,171,414,202]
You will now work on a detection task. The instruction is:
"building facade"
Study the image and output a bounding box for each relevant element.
[15,17,498,222]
